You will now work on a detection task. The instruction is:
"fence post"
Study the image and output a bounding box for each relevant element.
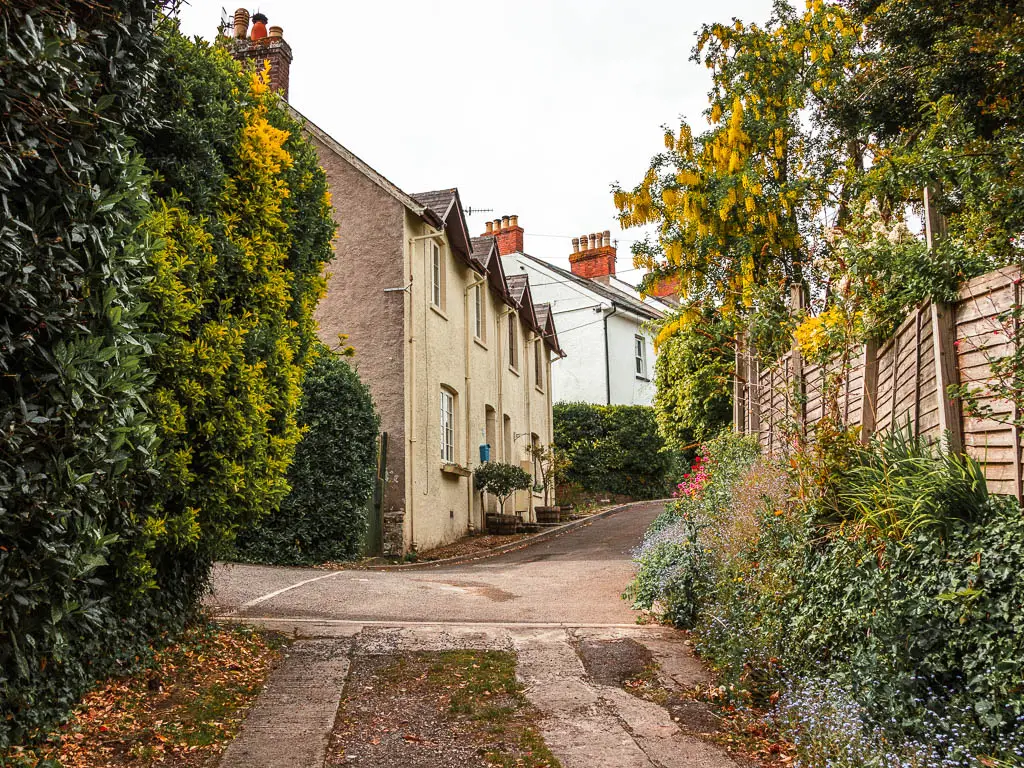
[790,283,806,427]
[859,339,879,443]
[734,332,747,433]
[924,184,963,453]
[931,301,964,453]
[748,340,761,436]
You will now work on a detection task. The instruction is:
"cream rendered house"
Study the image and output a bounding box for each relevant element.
[298,133,562,554]
[227,14,561,555]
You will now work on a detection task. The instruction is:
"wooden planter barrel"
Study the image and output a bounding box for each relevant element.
[535,506,560,525]
[486,513,520,535]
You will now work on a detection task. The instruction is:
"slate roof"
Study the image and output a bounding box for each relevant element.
[506,274,529,305]
[516,252,664,322]
[411,188,457,223]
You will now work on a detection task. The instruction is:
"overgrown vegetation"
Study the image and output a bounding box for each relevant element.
[235,353,379,564]
[553,402,676,499]
[0,7,337,745]
[627,431,1024,766]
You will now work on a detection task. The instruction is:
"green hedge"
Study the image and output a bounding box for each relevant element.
[628,431,1024,764]
[553,402,674,500]
[0,0,166,746]
[0,11,335,746]
[235,353,379,564]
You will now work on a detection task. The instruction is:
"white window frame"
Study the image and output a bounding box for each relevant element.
[534,339,544,390]
[473,284,485,341]
[635,335,647,379]
[440,388,455,463]
[430,241,443,310]
[508,315,519,371]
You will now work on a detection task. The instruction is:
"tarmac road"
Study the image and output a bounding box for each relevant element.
[208,500,665,627]
[212,500,739,768]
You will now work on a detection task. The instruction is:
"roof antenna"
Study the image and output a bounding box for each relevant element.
[464,207,494,217]
[219,7,231,35]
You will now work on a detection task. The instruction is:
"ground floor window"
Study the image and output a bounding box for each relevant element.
[440,389,455,462]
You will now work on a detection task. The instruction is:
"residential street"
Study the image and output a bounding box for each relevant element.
[210,502,740,768]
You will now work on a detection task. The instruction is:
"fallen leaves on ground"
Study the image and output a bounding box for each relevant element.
[4,621,286,768]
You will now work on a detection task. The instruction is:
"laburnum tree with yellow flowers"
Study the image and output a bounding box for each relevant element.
[615,0,861,355]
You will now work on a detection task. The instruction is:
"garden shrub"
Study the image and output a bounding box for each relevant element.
[135,29,333,572]
[0,14,335,746]
[0,0,168,746]
[235,352,379,564]
[553,402,675,499]
[627,428,1024,764]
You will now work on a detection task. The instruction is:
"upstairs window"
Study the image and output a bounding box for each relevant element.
[534,339,544,390]
[440,388,455,463]
[635,335,647,379]
[430,240,444,310]
[508,315,519,371]
[473,284,485,341]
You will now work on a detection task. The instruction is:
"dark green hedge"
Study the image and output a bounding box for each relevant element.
[0,9,336,747]
[235,352,379,565]
[553,402,674,499]
[0,0,167,746]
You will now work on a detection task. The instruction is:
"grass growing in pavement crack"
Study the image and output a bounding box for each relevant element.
[330,650,561,768]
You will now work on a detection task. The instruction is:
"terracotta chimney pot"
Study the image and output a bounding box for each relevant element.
[233,8,250,39]
[485,221,493,235]
[579,234,589,250]
[510,214,519,228]
[250,12,268,40]
[268,25,283,39]
[501,215,510,230]
[603,230,611,248]
[571,237,579,253]
[493,218,502,232]
[589,233,597,250]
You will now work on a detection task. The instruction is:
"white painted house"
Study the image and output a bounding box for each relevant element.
[493,223,672,406]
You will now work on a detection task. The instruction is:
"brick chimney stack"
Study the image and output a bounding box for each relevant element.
[228,9,293,100]
[569,229,616,283]
[645,274,681,302]
[482,214,524,256]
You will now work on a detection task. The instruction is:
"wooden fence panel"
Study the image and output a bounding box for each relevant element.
[746,266,1023,500]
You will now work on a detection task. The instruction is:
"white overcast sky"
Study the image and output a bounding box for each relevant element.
[175,0,775,280]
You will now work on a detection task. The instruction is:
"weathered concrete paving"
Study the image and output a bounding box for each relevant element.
[219,639,351,768]
[213,503,737,767]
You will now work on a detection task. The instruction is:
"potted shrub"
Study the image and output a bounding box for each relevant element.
[474,462,532,534]
[528,443,570,524]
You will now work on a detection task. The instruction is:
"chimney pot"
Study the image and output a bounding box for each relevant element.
[493,218,502,232]
[571,237,579,253]
[250,12,268,40]
[484,221,493,234]
[268,25,283,39]
[603,230,612,248]
[589,233,598,250]
[510,214,518,229]
[233,7,250,39]
[502,215,510,230]
[580,234,589,250]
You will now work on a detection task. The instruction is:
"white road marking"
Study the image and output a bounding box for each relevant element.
[224,571,346,616]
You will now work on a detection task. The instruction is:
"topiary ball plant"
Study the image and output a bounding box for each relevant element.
[474,462,532,515]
